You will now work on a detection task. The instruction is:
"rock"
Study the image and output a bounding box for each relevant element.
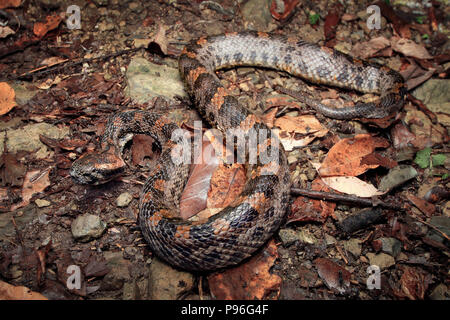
[378,237,402,257]
[101,251,131,291]
[378,165,418,192]
[125,57,187,103]
[10,82,37,105]
[241,0,273,31]
[429,283,449,300]
[366,252,395,270]
[426,216,450,243]
[148,257,195,300]
[413,79,450,126]
[278,228,298,246]
[35,199,51,208]
[0,123,69,158]
[116,192,133,207]
[71,214,107,242]
[343,239,362,257]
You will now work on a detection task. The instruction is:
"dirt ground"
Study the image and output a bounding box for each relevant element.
[0,0,449,300]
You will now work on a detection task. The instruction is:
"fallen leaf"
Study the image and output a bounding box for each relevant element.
[319,134,390,177]
[150,24,168,55]
[0,26,15,38]
[0,0,21,10]
[10,169,51,211]
[273,115,328,151]
[321,176,385,197]
[0,281,47,300]
[391,37,433,60]
[180,138,220,220]
[207,163,246,209]
[324,3,343,41]
[33,14,62,38]
[406,194,436,217]
[0,82,16,116]
[395,266,431,300]
[391,123,417,149]
[40,56,67,66]
[314,258,351,294]
[270,0,299,21]
[208,239,281,300]
[351,37,391,59]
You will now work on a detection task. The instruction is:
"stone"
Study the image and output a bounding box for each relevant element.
[343,239,362,257]
[378,165,418,192]
[116,192,133,207]
[71,214,107,242]
[241,0,272,31]
[366,252,395,270]
[426,216,450,243]
[35,199,51,208]
[148,257,195,300]
[101,251,131,291]
[125,57,187,103]
[278,228,299,246]
[378,237,402,257]
[429,283,449,300]
[0,123,69,158]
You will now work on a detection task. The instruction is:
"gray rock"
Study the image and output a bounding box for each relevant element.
[101,251,131,291]
[366,252,395,270]
[0,123,69,158]
[241,0,273,31]
[343,239,362,257]
[10,82,37,105]
[116,192,133,207]
[378,165,418,192]
[278,228,298,246]
[379,237,402,257]
[125,57,187,103]
[429,283,449,300]
[148,257,194,300]
[427,216,450,243]
[71,214,107,242]
[413,79,450,126]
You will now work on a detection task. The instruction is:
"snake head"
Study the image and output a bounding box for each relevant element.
[70,151,126,185]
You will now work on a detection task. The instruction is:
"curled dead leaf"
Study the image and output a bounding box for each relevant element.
[0,82,16,116]
[33,14,62,38]
[0,280,47,300]
[208,239,281,300]
[319,134,390,177]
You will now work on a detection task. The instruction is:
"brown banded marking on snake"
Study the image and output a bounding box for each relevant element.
[70,31,406,271]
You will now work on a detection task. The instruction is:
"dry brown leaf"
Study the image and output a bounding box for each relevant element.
[0,280,47,300]
[33,14,62,38]
[391,37,432,60]
[40,56,67,66]
[207,163,245,209]
[180,139,220,220]
[314,258,351,294]
[351,37,391,59]
[11,169,51,211]
[396,266,432,300]
[152,24,168,55]
[0,26,15,38]
[0,0,21,10]
[0,82,16,116]
[319,134,390,177]
[131,134,154,166]
[273,115,328,151]
[207,239,281,300]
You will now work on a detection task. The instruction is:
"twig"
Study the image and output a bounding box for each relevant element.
[290,187,403,210]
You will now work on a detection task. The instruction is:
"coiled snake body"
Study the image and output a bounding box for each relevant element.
[70,31,406,271]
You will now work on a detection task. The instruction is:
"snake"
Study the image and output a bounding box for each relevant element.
[70,31,406,271]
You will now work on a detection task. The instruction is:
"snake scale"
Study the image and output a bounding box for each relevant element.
[70,31,406,271]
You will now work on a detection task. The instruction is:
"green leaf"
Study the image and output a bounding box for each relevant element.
[422,34,429,39]
[416,16,426,24]
[432,154,446,167]
[309,13,320,25]
[442,173,449,180]
[414,147,431,169]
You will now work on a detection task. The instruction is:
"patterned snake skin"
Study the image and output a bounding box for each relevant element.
[70,31,406,271]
